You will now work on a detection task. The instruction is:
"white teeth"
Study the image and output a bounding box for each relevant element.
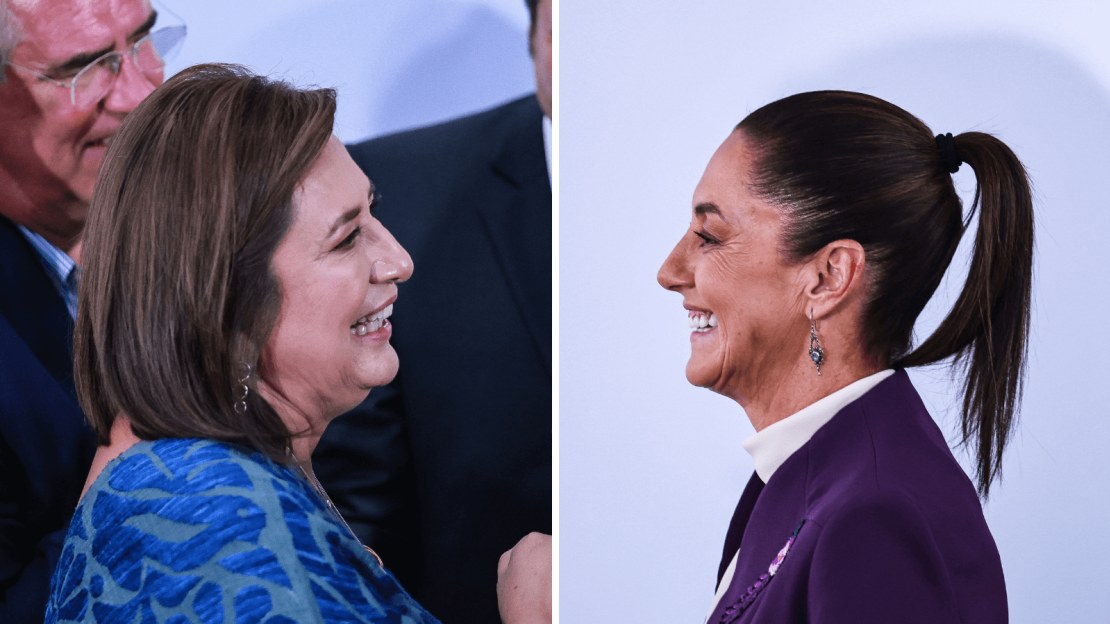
[368,303,393,322]
[688,311,717,333]
[351,303,394,336]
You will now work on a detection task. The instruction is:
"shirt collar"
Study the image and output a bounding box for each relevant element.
[15,223,80,319]
[542,115,552,184]
[742,369,895,483]
[16,224,75,279]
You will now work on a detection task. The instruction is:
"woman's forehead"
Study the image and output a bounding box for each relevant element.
[295,138,369,223]
[691,132,786,237]
[693,134,756,216]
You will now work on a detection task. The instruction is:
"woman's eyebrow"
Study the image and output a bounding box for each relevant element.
[694,202,720,216]
[327,207,361,237]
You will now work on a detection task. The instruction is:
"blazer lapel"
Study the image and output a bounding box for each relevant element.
[709,441,810,623]
[475,98,552,372]
[714,519,807,624]
[718,471,766,587]
[0,215,77,404]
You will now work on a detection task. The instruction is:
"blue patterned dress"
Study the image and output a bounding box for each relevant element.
[45,438,441,623]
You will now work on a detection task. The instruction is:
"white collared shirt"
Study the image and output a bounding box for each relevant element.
[743,369,895,483]
[705,369,895,621]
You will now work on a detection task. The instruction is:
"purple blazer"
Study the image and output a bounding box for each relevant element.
[708,370,1007,623]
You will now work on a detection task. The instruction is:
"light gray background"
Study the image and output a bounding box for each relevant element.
[164,0,535,143]
[561,1,1110,622]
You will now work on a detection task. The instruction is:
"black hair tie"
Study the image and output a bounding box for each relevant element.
[935,132,962,174]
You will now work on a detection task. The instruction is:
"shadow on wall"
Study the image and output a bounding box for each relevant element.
[774,36,1110,360]
[778,36,1110,624]
[376,7,534,134]
[242,0,534,141]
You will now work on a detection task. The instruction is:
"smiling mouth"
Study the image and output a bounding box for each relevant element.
[351,303,393,336]
[84,135,112,150]
[688,311,718,333]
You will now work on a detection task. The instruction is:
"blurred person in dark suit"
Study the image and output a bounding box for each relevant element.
[313,0,552,622]
[0,0,185,619]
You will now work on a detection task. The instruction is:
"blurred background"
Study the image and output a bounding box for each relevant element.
[560,1,1110,622]
[164,0,535,142]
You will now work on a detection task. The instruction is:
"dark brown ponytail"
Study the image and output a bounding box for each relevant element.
[899,132,1034,496]
[738,91,1034,496]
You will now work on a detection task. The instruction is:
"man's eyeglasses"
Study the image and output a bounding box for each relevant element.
[4,16,186,107]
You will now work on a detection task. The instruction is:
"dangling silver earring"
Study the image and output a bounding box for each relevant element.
[808,312,824,376]
[234,362,251,414]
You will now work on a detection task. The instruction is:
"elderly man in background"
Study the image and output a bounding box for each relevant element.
[313,0,554,622]
[0,0,183,619]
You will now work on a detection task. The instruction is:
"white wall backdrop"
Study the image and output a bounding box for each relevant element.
[561,1,1110,622]
[163,0,535,143]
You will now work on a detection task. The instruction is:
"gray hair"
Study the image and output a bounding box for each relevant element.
[0,0,21,85]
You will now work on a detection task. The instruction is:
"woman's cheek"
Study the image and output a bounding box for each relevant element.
[702,258,748,318]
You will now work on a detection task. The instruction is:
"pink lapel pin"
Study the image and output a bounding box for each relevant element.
[719,518,807,624]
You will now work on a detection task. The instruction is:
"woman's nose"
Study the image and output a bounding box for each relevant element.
[370,226,414,284]
[657,235,692,291]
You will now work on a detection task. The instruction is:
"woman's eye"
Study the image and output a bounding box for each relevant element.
[694,230,717,246]
[336,226,361,250]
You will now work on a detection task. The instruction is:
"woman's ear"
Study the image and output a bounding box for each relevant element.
[805,239,866,319]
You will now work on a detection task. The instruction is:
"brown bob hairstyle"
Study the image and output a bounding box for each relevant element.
[738,91,1034,496]
[74,63,336,461]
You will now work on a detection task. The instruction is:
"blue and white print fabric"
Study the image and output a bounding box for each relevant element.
[45,438,440,624]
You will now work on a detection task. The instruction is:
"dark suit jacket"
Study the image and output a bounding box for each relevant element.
[709,370,1007,624]
[0,214,97,623]
[313,95,551,624]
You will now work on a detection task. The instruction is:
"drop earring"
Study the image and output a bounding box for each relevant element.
[808,312,824,376]
[234,362,251,414]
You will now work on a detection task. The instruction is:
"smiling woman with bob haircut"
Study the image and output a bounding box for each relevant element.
[43,64,546,623]
[658,90,1032,623]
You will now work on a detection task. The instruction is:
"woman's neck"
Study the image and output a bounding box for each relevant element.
[81,415,142,500]
[256,379,326,479]
[288,436,321,480]
[735,356,881,432]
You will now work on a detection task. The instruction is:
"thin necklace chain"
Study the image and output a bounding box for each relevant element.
[290,449,385,567]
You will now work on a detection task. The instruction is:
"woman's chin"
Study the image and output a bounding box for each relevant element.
[355,349,400,391]
[325,356,399,420]
[684,357,720,390]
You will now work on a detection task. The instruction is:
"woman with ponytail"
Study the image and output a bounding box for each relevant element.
[657,90,1031,623]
